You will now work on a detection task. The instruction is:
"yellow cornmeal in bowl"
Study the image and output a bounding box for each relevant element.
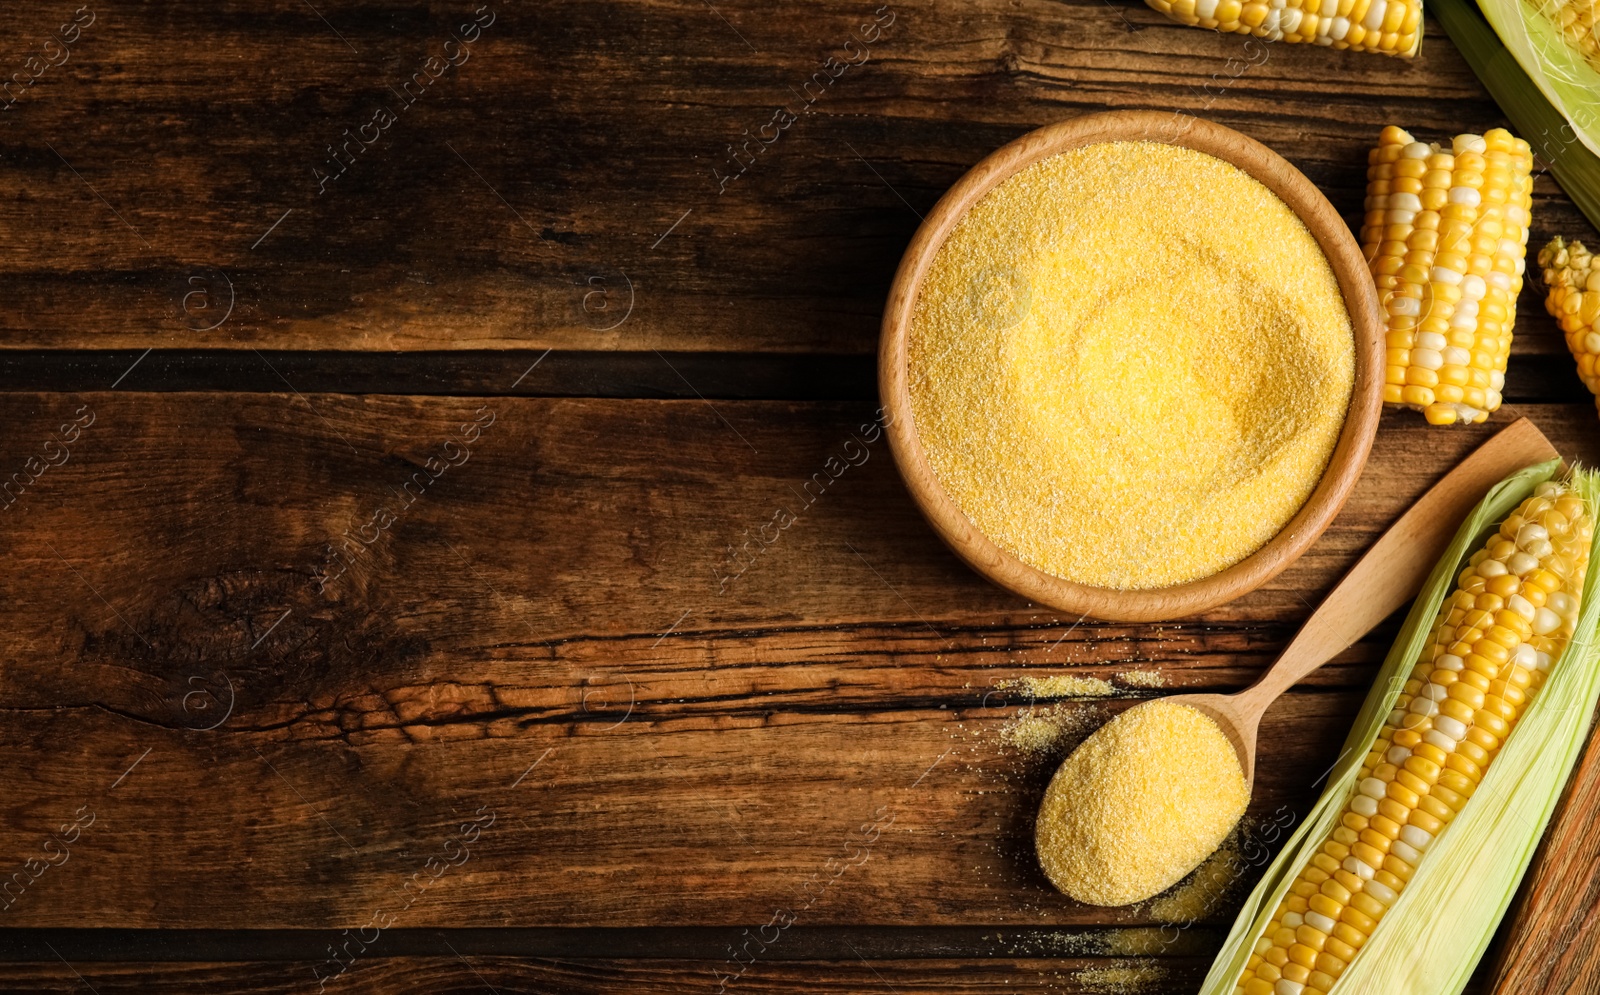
[909,140,1355,591]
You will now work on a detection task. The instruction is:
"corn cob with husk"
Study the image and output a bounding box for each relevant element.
[1231,478,1592,995]
[1201,463,1600,995]
[1363,126,1535,426]
[1537,236,1600,415]
[1143,0,1422,53]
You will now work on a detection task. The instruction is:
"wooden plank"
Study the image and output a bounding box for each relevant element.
[0,351,884,400]
[0,0,1590,353]
[0,695,1355,929]
[0,395,1594,930]
[0,924,1227,961]
[0,350,1588,404]
[0,957,1217,993]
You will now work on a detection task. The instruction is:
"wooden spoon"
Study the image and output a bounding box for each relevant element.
[1174,417,1559,790]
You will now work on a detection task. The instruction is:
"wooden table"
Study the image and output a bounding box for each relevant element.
[0,1,1594,991]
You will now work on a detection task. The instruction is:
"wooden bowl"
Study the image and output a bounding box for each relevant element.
[879,109,1384,623]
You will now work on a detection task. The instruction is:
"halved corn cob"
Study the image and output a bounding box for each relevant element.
[1524,0,1600,67]
[1143,0,1422,52]
[1233,482,1593,995]
[1537,236,1600,415]
[1363,126,1535,426]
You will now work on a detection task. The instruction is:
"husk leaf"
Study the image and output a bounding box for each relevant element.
[1433,0,1600,234]
[1475,0,1600,159]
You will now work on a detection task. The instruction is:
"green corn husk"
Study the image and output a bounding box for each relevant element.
[1432,0,1600,233]
[1199,462,1600,995]
[1477,0,1600,158]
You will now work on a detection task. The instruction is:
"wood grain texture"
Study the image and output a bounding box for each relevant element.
[0,0,1592,353]
[0,924,1225,960]
[0,957,1213,993]
[6,0,1600,986]
[0,395,1594,932]
[1488,713,1600,995]
[0,350,1592,402]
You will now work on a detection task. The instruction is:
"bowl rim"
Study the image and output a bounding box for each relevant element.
[878,108,1385,623]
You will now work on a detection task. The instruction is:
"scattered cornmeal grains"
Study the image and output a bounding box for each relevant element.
[998,673,1117,699]
[1073,962,1169,993]
[1116,669,1166,689]
[1000,702,1101,756]
[1035,699,1248,907]
[909,141,1355,590]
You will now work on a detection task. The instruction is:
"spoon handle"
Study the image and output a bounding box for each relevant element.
[1241,418,1560,708]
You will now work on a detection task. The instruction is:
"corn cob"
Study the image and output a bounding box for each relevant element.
[1234,481,1593,995]
[1524,0,1600,67]
[1363,127,1535,426]
[1537,236,1600,415]
[1142,0,1422,52]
